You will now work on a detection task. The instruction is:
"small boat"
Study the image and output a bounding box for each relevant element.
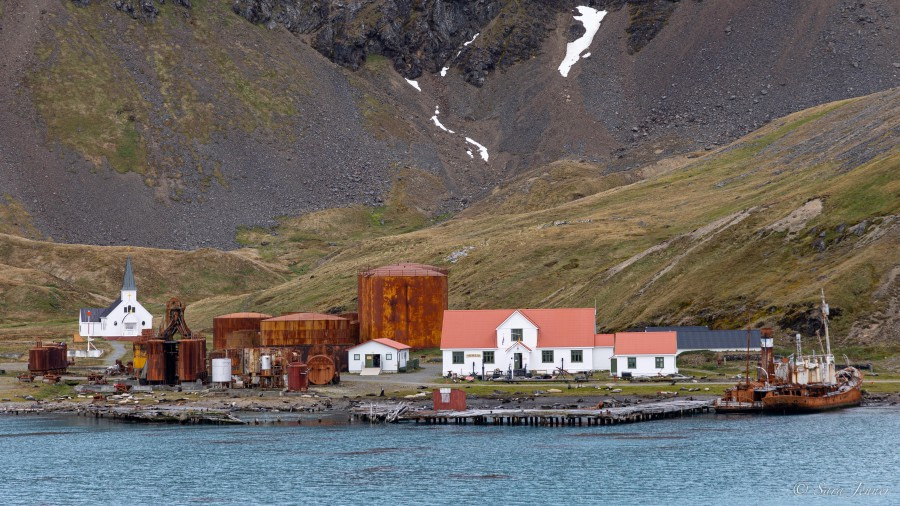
[715,289,863,414]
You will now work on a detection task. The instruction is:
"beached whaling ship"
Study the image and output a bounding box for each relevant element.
[715,290,863,414]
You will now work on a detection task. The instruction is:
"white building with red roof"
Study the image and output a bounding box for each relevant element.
[610,331,678,377]
[348,338,412,374]
[441,308,614,376]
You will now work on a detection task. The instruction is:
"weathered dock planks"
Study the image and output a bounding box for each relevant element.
[352,399,714,426]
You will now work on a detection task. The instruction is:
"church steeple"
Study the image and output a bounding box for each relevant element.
[121,256,136,293]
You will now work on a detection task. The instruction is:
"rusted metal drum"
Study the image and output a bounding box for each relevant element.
[306,355,335,385]
[28,347,49,374]
[357,263,448,349]
[287,362,309,391]
[260,313,357,347]
[178,338,207,382]
[213,312,271,350]
[146,339,167,383]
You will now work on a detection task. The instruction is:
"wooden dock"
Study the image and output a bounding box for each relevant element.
[352,399,714,426]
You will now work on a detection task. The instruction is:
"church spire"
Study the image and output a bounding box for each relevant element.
[121,256,136,292]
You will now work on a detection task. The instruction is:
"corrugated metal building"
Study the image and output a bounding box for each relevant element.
[645,326,762,353]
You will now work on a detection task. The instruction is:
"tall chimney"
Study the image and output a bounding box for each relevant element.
[759,328,775,382]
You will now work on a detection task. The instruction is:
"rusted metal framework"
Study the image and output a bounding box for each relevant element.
[357,263,448,349]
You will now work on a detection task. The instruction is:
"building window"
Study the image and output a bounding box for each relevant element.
[113,321,117,326]
[386,353,393,361]
[353,354,360,360]
[141,321,145,326]
[656,357,665,369]
[511,329,523,342]
[627,357,636,369]
[571,350,583,363]
[452,351,464,364]
[483,351,495,364]
[542,350,554,363]
[124,323,136,330]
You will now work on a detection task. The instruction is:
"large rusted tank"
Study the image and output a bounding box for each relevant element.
[307,355,336,385]
[145,340,178,384]
[357,263,448,349]
[212,312,272,350]
[28,342,68,375]
[178,338,208,382]
[28,347,49,374]
[260,313,358,347]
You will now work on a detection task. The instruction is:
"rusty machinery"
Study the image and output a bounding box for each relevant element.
[134,297,207,385]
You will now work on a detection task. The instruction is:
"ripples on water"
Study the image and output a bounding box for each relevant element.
[0,408,898,505]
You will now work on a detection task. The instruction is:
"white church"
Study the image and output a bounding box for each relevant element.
[78,256,153,340]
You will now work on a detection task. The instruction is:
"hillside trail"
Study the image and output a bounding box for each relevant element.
[0,0,56,199]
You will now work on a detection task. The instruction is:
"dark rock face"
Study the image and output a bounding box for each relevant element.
[73,0,191,21]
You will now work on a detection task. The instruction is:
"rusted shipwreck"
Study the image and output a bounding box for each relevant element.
[716,290,862,414]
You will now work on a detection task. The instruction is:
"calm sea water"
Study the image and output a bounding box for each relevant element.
[0,407,897,505]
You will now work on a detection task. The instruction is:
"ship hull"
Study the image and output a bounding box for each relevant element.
[761,387,861,414]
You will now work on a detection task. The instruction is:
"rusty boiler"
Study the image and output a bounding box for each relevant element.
[212,312,271,350]
[178,338,208,382]
[306,354,336,385]
[357,263,448,349]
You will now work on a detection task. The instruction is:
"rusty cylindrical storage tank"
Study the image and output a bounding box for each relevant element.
[212,312,272,350]
[146,340,167,383]
[358,263,448,349]
[287,362,309,391]
[178,339,207,382]
[307,355,336,385]
[260,313,356,347]
[28,347,49,374]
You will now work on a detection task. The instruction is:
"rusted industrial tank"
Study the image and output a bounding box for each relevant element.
[213,312,272,350]
[307,355,336,385]
[287,362,309,391]
[358,263,448,349]
[178,339,208,382]
[28,342,68,375]
[28,347,49,374]
[145,340,166,383]
[260,313,358,347]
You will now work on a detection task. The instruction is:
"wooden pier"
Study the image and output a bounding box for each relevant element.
[353,399,714,426]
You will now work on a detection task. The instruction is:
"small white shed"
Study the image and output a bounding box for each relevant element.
[348,338,411,374]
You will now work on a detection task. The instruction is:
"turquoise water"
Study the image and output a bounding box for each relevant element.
[0,407,897,505]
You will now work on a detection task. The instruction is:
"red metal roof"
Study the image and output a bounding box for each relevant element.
[264,313,348,322]
[613,331,678,355]
[361,263,448,277]
[440,308,595,349]
[370,338,412,350]
[594,333,615,347]
[214,312,273,319]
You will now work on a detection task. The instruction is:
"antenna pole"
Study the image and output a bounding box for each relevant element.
[745,322,751,387]
[821,288,832,357]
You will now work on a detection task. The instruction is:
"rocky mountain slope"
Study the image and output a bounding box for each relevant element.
[0,0,897,248]
[2,89,897,352]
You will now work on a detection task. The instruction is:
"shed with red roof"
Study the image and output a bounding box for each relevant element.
[610,331,678,377]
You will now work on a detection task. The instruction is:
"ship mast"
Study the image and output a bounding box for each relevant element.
[820,288,831,357]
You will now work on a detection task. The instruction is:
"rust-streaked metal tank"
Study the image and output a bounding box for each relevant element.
[260,313,357,347]
[213,312,272,350]
[287,362,309,391]
[178,338,208,382]
[358,263,448,349]
[28,347,49,374]
[307,355,336,385]
[28,342,68,374]
[145,340,166,383]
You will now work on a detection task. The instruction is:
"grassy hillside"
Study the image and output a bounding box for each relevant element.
[189,88,899,348]
[0,89,897,365]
